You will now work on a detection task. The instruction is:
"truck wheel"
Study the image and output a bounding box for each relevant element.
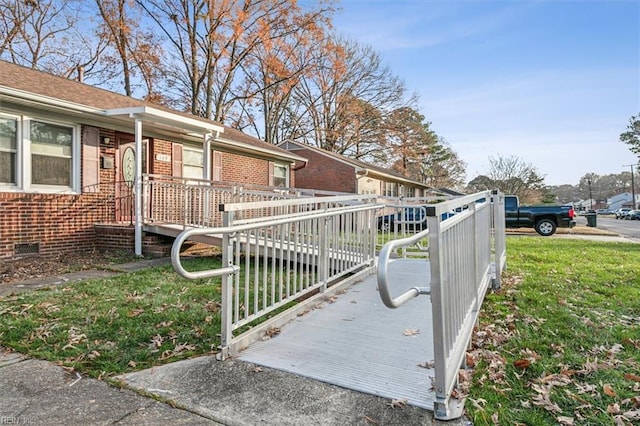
[379,221,391,232]
[535,219,556,236]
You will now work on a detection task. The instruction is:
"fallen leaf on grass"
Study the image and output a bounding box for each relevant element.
[603,384,617,397]
[204,300,220,312]
[557,416,574,425]
[159,343,196,360]
[148,334,163,351]
[466,352,476,368]
[403,329,420,336]
[127,308,145,317]
[607,403,621,414]
[532,393,562,413]
[513,359,531,369]
[469,398,487,410]
[622,409,640,420]
[575,382,598,396]
[624,373,640,382]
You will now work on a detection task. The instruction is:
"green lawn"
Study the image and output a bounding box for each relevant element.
[0,257,224,377]
[467,236,640,425]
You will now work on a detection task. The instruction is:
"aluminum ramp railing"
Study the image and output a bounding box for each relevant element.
[377,190,506,420]
[171,198,380,359]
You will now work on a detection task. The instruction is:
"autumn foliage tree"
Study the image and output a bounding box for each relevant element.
[95,0,165,101]
[289,36,413,157]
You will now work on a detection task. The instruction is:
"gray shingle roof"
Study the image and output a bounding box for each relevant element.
[0,60,297,159]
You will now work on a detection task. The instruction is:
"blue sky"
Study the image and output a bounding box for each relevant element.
[332,0,640,185]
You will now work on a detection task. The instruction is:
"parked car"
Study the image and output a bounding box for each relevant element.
[615,208,632,219]
[377,205,459,231]
[596,209,613,215]
[625,210,640,220]
[377,206,427,231]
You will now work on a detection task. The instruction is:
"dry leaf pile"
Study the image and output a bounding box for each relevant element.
[466,274,640,425]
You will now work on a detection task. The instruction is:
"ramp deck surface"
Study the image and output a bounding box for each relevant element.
[239,258,436,410]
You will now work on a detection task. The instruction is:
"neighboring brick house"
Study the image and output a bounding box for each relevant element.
[279,140,432,197]
[0,61,305,259]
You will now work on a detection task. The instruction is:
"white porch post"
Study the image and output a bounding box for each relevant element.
[134,118,143,256]
[203,132,212,181]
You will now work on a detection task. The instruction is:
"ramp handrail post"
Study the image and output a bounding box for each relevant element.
[471,200,480,313]
[319,216,329,292]
[491,190,506,289]
[219,209,235,359]
[426,211,450,417]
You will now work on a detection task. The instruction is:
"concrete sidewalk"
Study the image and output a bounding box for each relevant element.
[0,345,471,425]
[0,348,218,425]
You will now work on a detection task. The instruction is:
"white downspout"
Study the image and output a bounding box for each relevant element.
[202,132,214,224]
[134,118,143,256]
[203,132,213,181]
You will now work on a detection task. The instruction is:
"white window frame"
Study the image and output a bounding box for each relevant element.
[272,163,289,187]
[383,181,397,197]
[0,111,81,194]
[0,112,21,189]
[182,146,204,181]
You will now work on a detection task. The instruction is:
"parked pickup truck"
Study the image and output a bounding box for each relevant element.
[505,195,576,236]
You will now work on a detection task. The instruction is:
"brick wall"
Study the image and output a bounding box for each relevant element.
[222,152,269,185]
[0,126,119,259]
[151,139,173,175]
[0,192,113,259]
[94,224,135,252]
[292,149,357,193]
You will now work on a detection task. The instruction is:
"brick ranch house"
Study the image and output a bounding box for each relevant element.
[279,140,432,197]
[0,60,306,259]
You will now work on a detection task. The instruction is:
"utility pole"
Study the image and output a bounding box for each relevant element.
[587,179,593,209]
[623,163,639,209]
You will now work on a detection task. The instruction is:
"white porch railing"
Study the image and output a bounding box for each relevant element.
[141,174,306,228]
[170,194,380,359]
[377,190,506,420]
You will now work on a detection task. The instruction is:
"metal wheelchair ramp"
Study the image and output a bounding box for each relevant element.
[239,258,436,410]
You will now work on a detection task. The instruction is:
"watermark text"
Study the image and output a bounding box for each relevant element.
[0,416,33,425]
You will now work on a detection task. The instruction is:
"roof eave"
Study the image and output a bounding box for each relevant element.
[216,136,308,164]
[104,106,224,135]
